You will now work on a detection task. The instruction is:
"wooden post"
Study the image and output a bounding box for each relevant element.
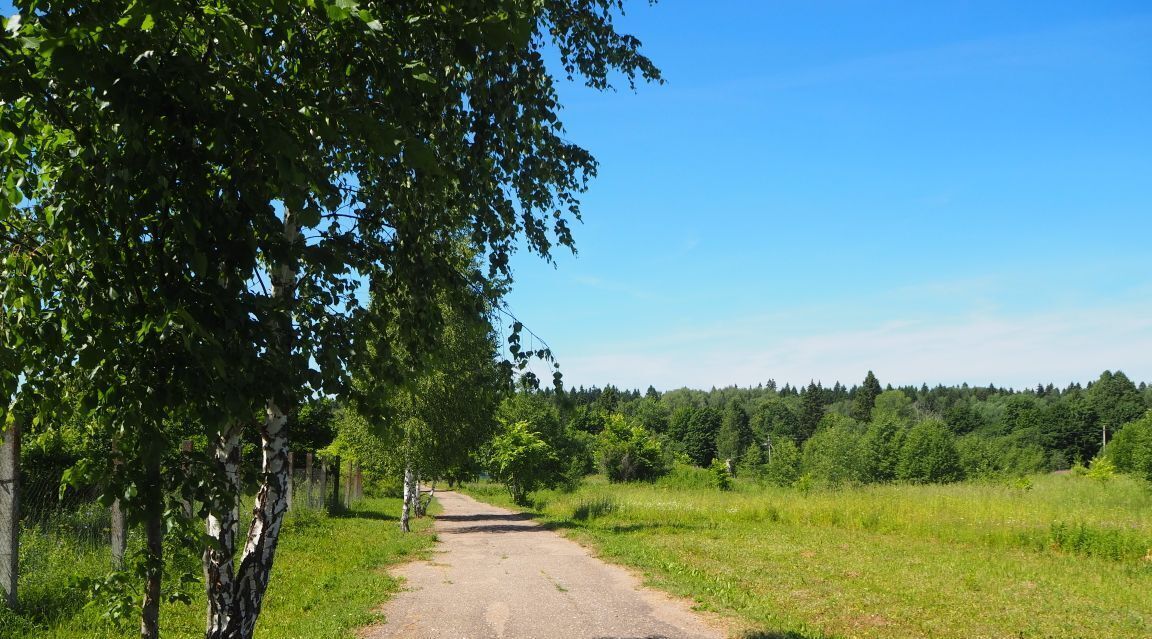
[343,461,351,506]
[111,500,126,570]
[0,410,20,609]
[319,458,327,512]
[331,456,341,510]
[354,463,362,501]
[286,451,294,511]
[111,436,126,570]
[305,452,313,509]
[180,440,194,519]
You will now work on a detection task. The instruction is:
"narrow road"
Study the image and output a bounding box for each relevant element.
[363,490,724,639]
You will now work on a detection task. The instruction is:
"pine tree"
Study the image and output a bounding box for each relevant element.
[798,381,826,443]
[716,404,753,465]
[850,371,883,422]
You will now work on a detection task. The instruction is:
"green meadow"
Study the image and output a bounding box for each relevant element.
[4,497,434,639]
[465,470,1152,639]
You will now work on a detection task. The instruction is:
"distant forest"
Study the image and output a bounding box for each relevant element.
[516,369,1152,487]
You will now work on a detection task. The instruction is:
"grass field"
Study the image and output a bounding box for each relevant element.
[3,497,435,639]
[464,469,1152,639]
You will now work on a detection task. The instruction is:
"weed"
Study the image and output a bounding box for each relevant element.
[572,497,617,521]
[16,496,435,639]
[463,473,1152,639]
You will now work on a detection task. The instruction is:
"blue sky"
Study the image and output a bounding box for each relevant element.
[5,2,1150,391]
[504,1,1152,391]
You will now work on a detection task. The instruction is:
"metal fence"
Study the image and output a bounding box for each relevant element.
[287,452,364,511]
[3,446,365,613]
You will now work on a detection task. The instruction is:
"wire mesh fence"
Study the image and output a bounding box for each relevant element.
[19,470,109,548]
[5,448,366,613]
[288,453,365,512]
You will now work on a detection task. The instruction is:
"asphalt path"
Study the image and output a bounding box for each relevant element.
[362,490,725,639]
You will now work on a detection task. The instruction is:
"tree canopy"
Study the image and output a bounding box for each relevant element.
[1,1,661,637]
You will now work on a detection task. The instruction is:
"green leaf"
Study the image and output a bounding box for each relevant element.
[402,139,437,172]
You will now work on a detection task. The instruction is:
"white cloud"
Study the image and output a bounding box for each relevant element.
[557,304,1152,391]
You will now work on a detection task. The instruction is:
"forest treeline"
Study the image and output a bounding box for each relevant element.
[478,369,1152,494]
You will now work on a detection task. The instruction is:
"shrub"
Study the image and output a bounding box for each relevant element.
[595,414,669,482]
[1085,454,1116,483]
[656,463,715,490]
[764,437,801,487]
[800,423,865,488]
[709,459,733,491]
[956,433,1046,479]
[897,419,963,484]
[1108,410,1152,481]
[487,421,560,505]
[860,415,907,483]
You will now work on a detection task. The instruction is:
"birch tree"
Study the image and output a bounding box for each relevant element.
[1,1,659,637]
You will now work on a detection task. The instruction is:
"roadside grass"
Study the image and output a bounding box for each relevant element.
[464,470,1152,639]
[3,496,435,639]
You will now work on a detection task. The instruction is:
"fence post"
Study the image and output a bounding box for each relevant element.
[331,456,341,510]
[319,458,327,512]
[286,451,294,511]
[0,410,21,609]
[343,461,351,506]
[180,440,194,519]
[111,437,126,569]
[305,452,313,508]
[354,463,362,501]
[111,500,126,570]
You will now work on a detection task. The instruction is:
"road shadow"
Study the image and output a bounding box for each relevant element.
[436,512,533,523]
[439,523,542,534]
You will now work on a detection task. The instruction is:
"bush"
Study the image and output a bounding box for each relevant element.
[1085,454,1116,482]
[487,421,560,505]
[800,423,865,488]
[596,414,668,482]
[897,420,963,484]
[709,459,733,491]
[1108,410,1152,481]
[656,463,715,490]
[764,437,801,487]
[956,433,1047,479]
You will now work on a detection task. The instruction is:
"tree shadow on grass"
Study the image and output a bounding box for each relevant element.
[537,518,694,535]
[332,508,398,522]
[741,630,831,639]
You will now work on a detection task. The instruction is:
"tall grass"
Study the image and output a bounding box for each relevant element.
[2,496,435,639]
[465,470,1152,638]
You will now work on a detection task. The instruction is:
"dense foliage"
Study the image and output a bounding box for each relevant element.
[1,0,660,636]
[495,369,1152,492]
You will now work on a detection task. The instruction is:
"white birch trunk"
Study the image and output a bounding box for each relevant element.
[204,424,241,635]
[400,464,415,533]
[226,400,290,638]
[413,470,421,517]
[0,409,20,609]
[422,483,435,517]
[206,211,298,639]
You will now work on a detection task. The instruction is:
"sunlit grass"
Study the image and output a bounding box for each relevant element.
[5,497,435,639]
[465,470,1152,638]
